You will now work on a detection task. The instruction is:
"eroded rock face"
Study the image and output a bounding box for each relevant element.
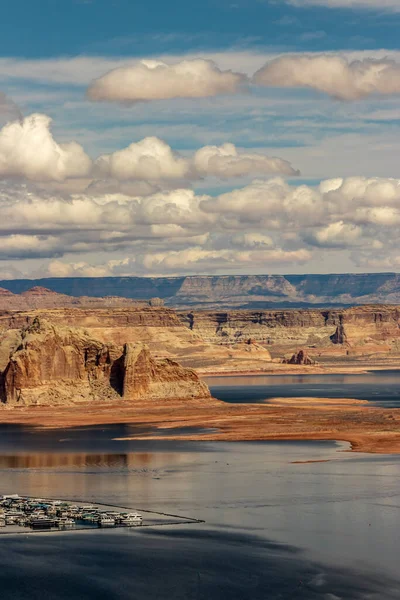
[330,323,349,345]
[0,318,210,406]
[122,342,210,401]
[181,306,400,353]
[283,350,316,365]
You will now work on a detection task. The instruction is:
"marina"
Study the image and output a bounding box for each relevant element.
[0,495,203,534]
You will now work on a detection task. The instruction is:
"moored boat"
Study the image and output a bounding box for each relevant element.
[99,515,116,527]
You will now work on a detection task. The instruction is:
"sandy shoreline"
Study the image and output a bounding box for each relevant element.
[200,364,400,378]
[1,395,400,455]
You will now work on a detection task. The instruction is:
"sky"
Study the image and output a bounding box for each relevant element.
[1,0,400,278]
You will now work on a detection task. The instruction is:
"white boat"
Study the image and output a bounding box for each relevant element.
[120,515,142,527]
[99,515,115,527]
[58,518,75,528]
[121,513,143,524]
[126,512,142,521]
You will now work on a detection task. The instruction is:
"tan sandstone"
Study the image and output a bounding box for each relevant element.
[0,317,211,406]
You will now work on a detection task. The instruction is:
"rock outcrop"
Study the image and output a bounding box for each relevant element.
[283,350,316,365]
[0,318,211,406]
[122,343,210,401]
[330,322,349,345]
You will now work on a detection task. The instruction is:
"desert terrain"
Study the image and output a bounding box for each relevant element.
[0,287,400,454]
[1,395,400,455]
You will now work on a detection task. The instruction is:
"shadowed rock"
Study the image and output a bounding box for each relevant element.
[283,349,316,365]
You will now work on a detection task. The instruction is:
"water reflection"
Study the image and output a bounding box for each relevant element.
[207,369,400,407]
[0,452,166,469]
[0,436,400,598]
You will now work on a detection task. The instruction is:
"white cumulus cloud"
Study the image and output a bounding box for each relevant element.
[87,59,247,103]
[94,137,190,181]
[307,221,362,247]
[94,139,299,182]
[231,232,274,248]
[253,55,400,101]
[0,114,92,181]
[46,260,112,278]
[287,0,400,11]
[139,246,311,273]
[193,143,299,178]
[2,175,400,274]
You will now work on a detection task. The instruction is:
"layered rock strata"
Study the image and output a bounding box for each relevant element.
[181,306,400,355]
[1,305,400,379]
[0,318,210,406]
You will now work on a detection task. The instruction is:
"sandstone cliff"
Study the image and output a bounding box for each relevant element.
[181,306,400,358]
[1,304,400,380]
[122,343,210,401]
[0,318,211,406]
[0,307,275,374]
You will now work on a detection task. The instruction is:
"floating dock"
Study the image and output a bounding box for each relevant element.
[0,495,204,535]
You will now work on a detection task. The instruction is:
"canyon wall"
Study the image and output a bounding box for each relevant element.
[0,307,273,372]
[1,305,400,386]
[0,318,211,406]
[180,306,400,356]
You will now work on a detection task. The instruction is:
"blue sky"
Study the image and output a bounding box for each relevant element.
[1,0,400,279]
[2,0,400,58]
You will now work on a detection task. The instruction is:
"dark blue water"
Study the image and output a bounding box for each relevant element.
[1,371,400,598]
[208,370,400,407]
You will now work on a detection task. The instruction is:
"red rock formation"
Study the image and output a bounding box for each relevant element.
[122,342,210,401]
[0,288,16,297]
[330,323,349,345]
[21,286,60,297]
[283,350,316,365]
[1,318,210,406]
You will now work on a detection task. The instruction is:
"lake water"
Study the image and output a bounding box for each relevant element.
[208,369,400,408]
[1,373,400,598]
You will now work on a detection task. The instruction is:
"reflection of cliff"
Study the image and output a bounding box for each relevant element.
[0,318,211,406]
[0,452,171,469]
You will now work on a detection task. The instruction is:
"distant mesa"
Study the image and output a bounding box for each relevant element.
[21,286,61,296]
[4,273,400,309]
[0,288,15,297]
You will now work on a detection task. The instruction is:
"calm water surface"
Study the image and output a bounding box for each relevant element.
[208,369,400,407]
[1,374,400,598]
